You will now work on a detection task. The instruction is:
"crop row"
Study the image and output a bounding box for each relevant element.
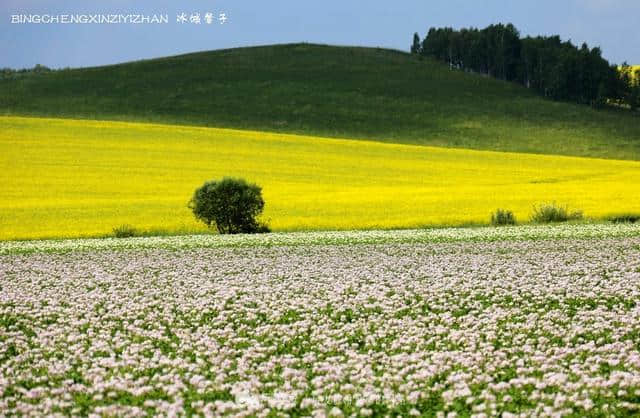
[2,232,640,415]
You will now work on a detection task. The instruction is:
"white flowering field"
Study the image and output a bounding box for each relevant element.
[2,224,640,416]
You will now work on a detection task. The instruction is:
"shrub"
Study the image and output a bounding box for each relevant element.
[490,209,516,226]
[530,202,583,223]
[189,177,269,234]
[112,224,137,238]
[607,213,640,224]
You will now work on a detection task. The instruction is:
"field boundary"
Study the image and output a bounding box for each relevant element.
[2,224,640,255]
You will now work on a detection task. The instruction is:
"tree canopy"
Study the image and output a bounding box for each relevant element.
[411,24,640,109]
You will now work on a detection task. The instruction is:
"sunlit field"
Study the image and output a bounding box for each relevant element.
[1,116,640,240]
[619,65,640,82]
[2,225,640,415]
[3,44,640,160]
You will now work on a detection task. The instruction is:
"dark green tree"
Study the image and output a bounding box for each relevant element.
[411,32,421,54]
[189,177,268,234]
[414,23,629,108]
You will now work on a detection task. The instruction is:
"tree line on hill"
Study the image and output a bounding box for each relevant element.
[411,23,640,110]
[0,64,54,80]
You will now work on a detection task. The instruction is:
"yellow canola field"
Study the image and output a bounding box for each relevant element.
[620,65,640,82]
[1,116,639,240]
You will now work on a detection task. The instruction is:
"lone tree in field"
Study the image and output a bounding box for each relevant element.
[189,177,268,234]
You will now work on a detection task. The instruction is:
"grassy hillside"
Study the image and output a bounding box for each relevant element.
[0,43,639,160]
[2,116,639,240]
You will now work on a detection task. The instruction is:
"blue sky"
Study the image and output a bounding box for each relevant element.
[1,0,639,69]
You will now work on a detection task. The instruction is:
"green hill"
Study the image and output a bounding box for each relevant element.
[1,43,639,159]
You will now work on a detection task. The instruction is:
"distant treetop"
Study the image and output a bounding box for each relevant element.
[411,24,640,110]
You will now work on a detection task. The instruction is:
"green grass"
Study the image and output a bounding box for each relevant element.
[1,43,639,160]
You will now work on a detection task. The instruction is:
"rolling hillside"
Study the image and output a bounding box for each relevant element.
[2,116,640,240]
[1,43,639,159]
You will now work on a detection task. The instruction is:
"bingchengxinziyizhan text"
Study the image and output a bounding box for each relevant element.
[10,13,229,25]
